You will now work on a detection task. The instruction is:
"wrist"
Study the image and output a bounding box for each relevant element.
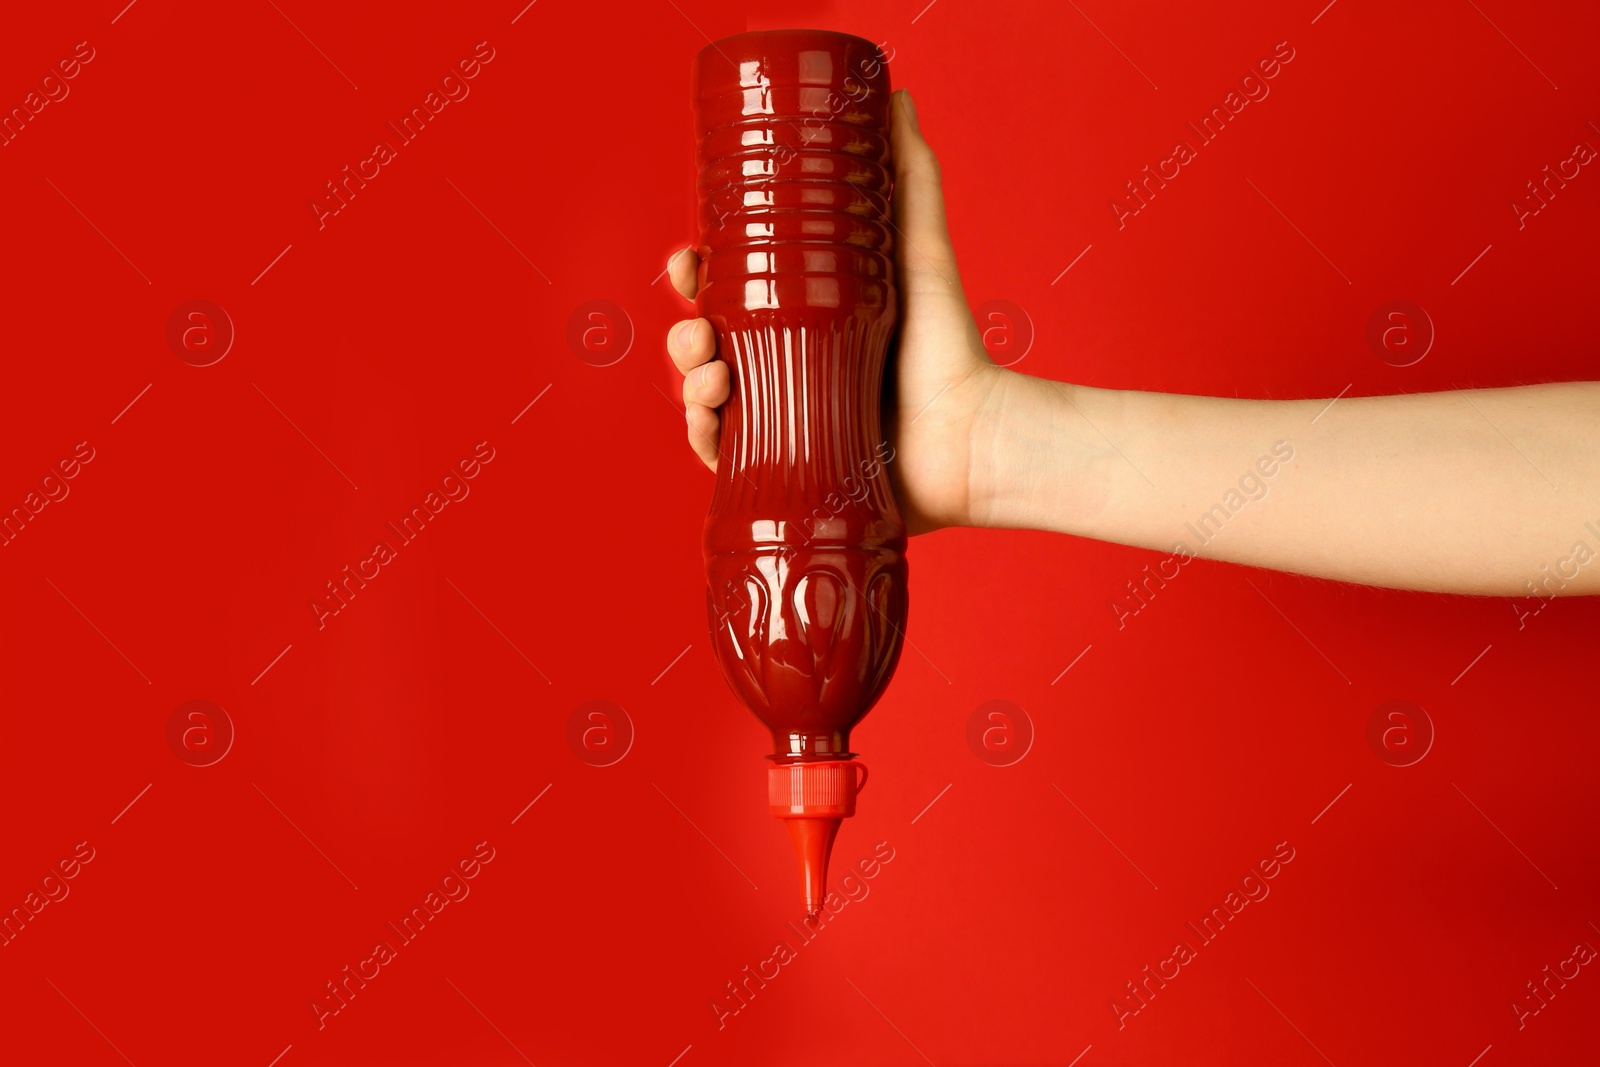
[965,368,1053,530]
[967,371,1122,534]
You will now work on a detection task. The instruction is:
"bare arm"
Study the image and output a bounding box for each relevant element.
[972,375,1600,597]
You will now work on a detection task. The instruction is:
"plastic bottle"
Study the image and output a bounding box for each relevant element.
[694,29,907,915]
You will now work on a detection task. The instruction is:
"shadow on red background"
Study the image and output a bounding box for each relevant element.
[1,1,1596,1064]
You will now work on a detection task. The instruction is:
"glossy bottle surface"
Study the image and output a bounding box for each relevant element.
[694,30,906,913]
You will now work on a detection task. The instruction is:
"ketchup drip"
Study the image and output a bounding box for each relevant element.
[693,30,907,915]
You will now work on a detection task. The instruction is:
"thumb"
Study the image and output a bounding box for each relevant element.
[890,89,964,294]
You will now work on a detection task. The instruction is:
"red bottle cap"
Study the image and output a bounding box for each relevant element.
[768,760,868,915]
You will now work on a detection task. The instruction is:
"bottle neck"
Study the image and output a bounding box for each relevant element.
[771,729,854,761]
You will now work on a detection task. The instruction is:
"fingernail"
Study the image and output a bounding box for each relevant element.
[674,320,695,350]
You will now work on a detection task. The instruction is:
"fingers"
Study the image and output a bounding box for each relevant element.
[666,316,716,376]
[889,89,964,290]
[681,358,729,409]
[666,302,724,472]
[685,403,721,470]
[679,342,728,473]
[668,247,700,301]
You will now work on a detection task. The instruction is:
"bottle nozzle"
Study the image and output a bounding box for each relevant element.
[768,760,867,913]
[784,817,840,915]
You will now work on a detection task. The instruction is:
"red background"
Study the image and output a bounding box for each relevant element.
[2,1,1597,1064]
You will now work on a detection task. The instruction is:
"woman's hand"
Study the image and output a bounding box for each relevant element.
[663,88,1600,596]
[664,88,1010,534]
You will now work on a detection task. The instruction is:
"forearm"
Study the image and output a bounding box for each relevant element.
[972,372,1600,596]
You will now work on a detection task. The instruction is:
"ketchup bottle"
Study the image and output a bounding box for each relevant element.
[693,30,907,915]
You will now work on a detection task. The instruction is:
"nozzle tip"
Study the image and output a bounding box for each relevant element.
[783,816,841,916]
